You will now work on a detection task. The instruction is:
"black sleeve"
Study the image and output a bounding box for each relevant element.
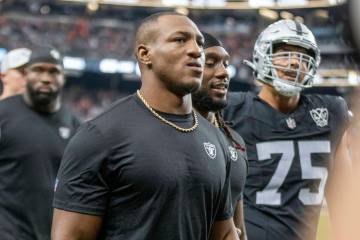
[331,96,350,138]
[53,122,110,216]
[72,115,82,129]
[223,91,247,123]
[215,153,233,221]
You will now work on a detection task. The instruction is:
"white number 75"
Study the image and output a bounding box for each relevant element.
[255,140,331,206]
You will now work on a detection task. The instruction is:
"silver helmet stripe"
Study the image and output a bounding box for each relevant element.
[294,21,303,36]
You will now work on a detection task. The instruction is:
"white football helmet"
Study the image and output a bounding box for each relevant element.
[244,19,321,97]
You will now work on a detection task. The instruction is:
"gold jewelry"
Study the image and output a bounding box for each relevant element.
[212,115,219,128]
[136,90,199,133]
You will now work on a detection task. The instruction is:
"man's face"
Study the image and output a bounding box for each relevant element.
[192,46,230,112]
[4,68,26,94]
[25,62,64,106]
[271,44,310,84]
[148,15,205,96]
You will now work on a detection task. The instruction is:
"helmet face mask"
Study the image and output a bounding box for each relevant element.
[251,20,321,97]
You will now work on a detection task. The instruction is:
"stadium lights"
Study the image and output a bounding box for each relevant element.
[348,70,359,85]
[99,59,118,73]
[249,0,274,8]
[175,6,189,15]
[162,0,189,6]
[228,65,236,79]
[328,0,346,5]
[277,0,308,6]
[192,0,226,7]
[118,61,136,74]
[99,59,136,74]
[59,0,343,9]
[314,9,329,19]
[63,56,86,71]
[280,11,294,19]
[0,48,7,61]
[259,8,279,20]
[87,0,99,12]
[135,63,141,77]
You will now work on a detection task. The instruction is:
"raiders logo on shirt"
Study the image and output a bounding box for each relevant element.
[228,146,238,161]
[310,108,328,127]
[203,142,216,159]
[59,127,71,139]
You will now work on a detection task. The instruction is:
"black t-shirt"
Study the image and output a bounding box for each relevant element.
[0,95,80,240]
[224,92,349,240]
[54,94,233,240]
[219,126,248,211]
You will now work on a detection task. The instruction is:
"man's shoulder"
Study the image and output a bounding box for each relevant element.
[303,94,348,116]
[0,95,24,115]
[227,126,246,145]
[224,91,254,122]
[227,91,253,106]
[85,94,146,137]
[91,94,136,124]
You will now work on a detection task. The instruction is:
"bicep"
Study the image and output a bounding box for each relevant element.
[54,123,110,215]
[210,218,239,240]
[233,200,247,240]
[325,130,358,240]
[326,130,352,199]
[52,209,103,240]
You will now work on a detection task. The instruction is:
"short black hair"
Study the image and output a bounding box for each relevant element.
[201,31,223,49]
[134,12,185,52]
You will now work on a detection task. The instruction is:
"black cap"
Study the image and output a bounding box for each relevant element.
[26,47,62,67]
[201,31,222,49]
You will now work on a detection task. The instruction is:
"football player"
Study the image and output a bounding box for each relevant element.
[224,19,351,240]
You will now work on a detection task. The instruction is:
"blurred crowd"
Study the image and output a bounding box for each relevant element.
[0,3,358,120]
[63,86,126,121]
[0,15,135,60]
[0,7,356,74]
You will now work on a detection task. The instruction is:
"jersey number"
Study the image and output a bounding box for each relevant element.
[255,140,331,206]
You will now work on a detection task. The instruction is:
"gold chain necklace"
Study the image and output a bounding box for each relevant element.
[136,90,199,133]
[212,115,219,128]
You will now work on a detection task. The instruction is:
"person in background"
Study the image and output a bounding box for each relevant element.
[224,19,351,240]
[0,47,80,240]
[192,31,248,240]
[0,48,31,99]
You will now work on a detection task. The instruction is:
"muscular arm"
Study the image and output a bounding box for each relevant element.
[325,131,353,238]
[51,209,103,240]
[233,200,247,240]
[210,218,239,240]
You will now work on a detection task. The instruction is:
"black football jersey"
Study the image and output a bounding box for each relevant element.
[224,91,349,240]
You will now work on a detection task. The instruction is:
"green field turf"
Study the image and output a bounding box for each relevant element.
[317,211,331,240]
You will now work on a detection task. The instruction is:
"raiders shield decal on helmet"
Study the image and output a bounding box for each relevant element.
[204,142,216,159]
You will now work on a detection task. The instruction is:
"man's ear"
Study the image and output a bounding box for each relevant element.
[136,44,152,68]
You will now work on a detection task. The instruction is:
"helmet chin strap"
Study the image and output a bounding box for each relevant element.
[273,78,302,97]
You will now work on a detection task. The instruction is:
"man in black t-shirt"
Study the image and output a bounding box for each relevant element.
[192,32,248,240]
[52,12,238,240]
[224,20,351,240]
[0,47,80,240]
